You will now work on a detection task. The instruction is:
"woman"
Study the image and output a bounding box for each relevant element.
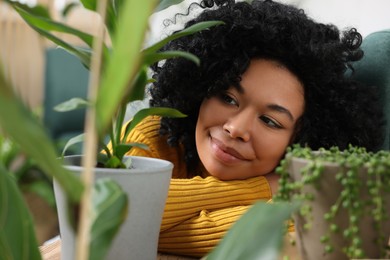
[124,0,384,257]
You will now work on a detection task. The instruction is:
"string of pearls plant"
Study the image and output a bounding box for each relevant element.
[275,144,390,259]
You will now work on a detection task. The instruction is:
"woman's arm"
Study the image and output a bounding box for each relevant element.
[159,205,251,257]
[264,172,280,195]
[161,175,272,232]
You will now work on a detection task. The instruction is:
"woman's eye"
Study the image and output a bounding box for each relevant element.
[219,93,238,106]
[260,115,282,129]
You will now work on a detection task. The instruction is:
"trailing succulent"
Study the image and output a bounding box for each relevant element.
[275,144,390,259]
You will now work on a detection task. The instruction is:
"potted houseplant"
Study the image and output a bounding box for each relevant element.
[3,0,223,259]
[1,1,299,260]
[275,144,390,260]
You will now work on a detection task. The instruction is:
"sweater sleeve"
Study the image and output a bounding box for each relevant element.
[159,202,294,258]
[161,175,272,232]
[159,205,251,257]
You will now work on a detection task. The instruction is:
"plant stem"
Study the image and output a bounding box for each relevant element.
[76,0,109,259]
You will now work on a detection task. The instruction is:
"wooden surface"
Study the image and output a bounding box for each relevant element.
[39,234,299,260]
[39,238,198,260]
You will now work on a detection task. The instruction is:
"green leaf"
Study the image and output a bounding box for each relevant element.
[143,21,224,54]
[80,0,120,42]
[80,0,96,11]
[96,0,158,136]
[155,0,187,12]
[127,142,149,151]
[97,153,109,166]
[61,134,85,157]
[62,2,80,17]
[113,143,149,161]
[111,0,125,14]
[89,178,128,260]
[5,1,113,68]
[114,144,134,160]
[127,67,148,103]
[4,1,50,18]
[123,157,132,169]
[30,26,91,68]
[123,107,187,140]
[207,201,299,260]
[0,138,20,169]
[104,156,124,168]
[144,51,200,66]
[54,98,90,112]
[105,0,124,36]
[10,2,96,49]
[0,166,42,260]
[0,66,83,203]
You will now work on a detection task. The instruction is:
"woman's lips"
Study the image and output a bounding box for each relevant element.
[210,137,247,163]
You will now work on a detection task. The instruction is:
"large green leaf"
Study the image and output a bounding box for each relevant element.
[89,178,128,260]
[0,165,41,260]
[206,201,299,260]
[95,0,158,136]
[0,66,83,203]
[143,21,224,54]
[0,137,19,169]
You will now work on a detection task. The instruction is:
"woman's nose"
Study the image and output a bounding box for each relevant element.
[223,111,252,142]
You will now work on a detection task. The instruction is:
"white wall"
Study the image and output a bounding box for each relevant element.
[287,0,390,37]
[150,0,390,42]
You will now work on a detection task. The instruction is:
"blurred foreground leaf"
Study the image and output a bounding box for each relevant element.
[0,165,41,260]
[207,201,299,260]
[89,178,128,260]
[0,65,83,203]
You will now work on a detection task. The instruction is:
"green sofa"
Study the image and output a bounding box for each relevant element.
[352,29,390,150]
[43,48,89,154]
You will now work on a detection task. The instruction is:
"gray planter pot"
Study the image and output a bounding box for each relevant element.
[289,156,390,260]
[53,155,173,260]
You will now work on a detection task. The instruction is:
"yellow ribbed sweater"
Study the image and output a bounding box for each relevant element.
[124,116,272,257]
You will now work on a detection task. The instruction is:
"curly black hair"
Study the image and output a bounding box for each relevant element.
[149,0,384,172]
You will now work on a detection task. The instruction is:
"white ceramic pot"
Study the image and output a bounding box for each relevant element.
[289,156,390,260]
[53,155,173,260]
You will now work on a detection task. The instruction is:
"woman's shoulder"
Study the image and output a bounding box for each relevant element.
[124,115,163,155]
[131,115,161,133]
[123,115,162,142]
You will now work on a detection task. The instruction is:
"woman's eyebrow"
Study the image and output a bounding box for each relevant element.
[267,104,294,122]
[234,83,244,93]
[236,83,295,121]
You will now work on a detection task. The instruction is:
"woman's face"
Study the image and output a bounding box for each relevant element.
[195,59,305,180]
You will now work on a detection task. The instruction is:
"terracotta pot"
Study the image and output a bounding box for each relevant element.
[53,155,173,260]
[289,156,390,260]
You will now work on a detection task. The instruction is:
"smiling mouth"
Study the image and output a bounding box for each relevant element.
[210,137,247,164]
